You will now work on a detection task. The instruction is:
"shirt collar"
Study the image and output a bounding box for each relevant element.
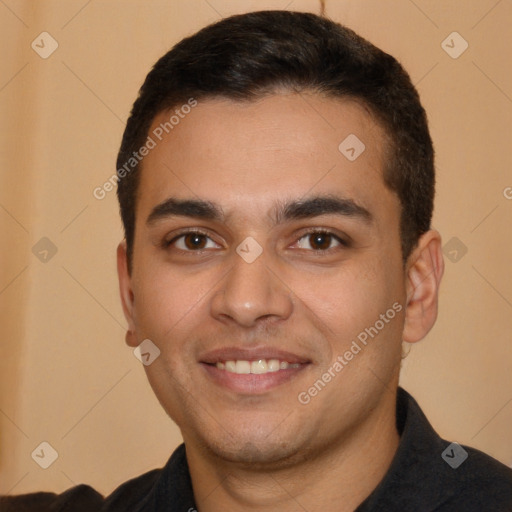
[355,387,458,511]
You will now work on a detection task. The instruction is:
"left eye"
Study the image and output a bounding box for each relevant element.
[296,232,343,251]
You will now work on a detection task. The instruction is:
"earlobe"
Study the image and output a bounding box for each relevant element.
[117,240,138,347]
[403,230,444,343]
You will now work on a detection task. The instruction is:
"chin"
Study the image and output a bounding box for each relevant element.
[197,426,311,469]
[211,443,300,469]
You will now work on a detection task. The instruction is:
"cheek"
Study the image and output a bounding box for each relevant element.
[295,260,385,325]
[301,254,405,356]
[131,262,211,343]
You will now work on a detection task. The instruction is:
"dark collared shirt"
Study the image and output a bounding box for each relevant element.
[2,387,512,511]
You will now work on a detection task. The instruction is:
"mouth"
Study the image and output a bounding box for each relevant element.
[214,359,301,374]
[199,348,311,394]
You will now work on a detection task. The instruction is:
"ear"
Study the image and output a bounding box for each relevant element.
[403,230,444,343]
[117,240,138,347]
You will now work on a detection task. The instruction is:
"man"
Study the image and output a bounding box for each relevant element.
[2,9,511,512]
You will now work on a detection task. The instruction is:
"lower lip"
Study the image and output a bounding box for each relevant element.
[200,363,309,394]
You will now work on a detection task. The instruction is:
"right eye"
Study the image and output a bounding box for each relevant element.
[165,230,220,252]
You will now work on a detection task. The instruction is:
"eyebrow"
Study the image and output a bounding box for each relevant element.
[146,195,373,226]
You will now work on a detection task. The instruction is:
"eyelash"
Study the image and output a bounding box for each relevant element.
[163,228,349,253]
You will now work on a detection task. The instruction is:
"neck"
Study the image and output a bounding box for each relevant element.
[185,388,400,512]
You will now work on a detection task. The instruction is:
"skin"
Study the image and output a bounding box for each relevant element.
[117,92,444,511]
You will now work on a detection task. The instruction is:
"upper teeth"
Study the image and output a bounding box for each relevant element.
[216,359,300,374]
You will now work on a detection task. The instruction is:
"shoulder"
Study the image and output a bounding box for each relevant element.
[102,467,162,510]
[359,389,512,511]
[437,444,512,510]
[0,484,104,511]
[0,468,162,512]
[0,445,191,512]
[403,389,512,509]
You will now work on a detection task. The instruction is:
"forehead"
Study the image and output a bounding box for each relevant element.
[136,93,396,226]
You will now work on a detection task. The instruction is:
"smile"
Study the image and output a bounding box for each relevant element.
[215,359,301,374]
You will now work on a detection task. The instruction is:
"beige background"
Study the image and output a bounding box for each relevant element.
[1,0,511,497]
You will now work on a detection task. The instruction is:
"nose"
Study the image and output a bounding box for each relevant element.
[210,249,294,328]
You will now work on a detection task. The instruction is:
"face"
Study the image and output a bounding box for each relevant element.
[118,93,414,467]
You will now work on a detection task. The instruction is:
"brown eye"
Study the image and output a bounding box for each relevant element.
[169,231,219,251]
[183,233,207,250]
[309,233,332,250]
[296,231,343,251]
